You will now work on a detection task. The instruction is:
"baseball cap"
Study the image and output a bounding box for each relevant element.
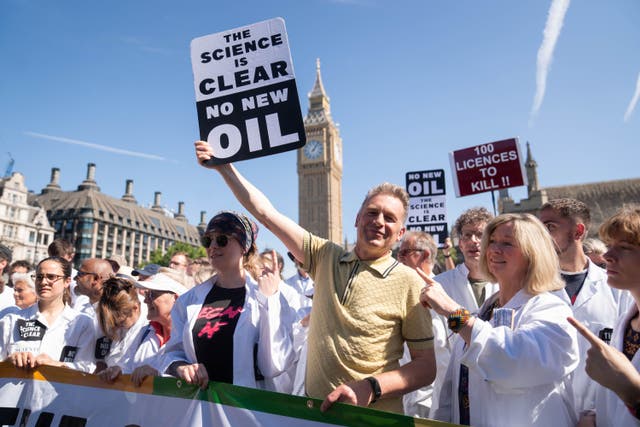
[132,264,161,277]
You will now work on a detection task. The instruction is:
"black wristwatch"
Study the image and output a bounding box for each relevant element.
[365,376,381,404]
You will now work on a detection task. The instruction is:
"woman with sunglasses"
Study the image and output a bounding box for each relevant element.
[0,257,95,372]
[161,211,295,389]
[95,276,147,381]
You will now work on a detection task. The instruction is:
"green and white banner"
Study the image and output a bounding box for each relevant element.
[0,362,458,426]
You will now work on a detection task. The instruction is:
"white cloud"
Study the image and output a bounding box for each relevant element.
[530,0,571,125]
[623,71,640,123]
[24,131,166,161]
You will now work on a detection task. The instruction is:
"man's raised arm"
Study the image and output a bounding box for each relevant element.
[195,141,305,261]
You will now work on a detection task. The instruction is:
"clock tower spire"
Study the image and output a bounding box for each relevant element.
[297,59,343,243]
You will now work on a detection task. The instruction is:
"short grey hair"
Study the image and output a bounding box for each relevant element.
[582,238,607,255]
[11,271,36,290]
[360,183,410,221]
[402,230,438,265]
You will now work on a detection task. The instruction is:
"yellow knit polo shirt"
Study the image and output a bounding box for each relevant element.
[303,233,434,413]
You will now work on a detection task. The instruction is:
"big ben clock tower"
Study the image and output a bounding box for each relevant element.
[297,59,343,243]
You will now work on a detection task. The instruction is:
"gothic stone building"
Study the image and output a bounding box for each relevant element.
[499,142,640,236]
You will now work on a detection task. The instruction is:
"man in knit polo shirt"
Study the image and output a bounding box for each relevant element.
[195,141,436,414]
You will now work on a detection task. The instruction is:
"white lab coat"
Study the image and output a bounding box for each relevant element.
[427,263,499,417]
[160,273,295,388]
[257,280,305,393]
[0,304,95,372]
[102,310,148,368]
[117,323,163,374]
[593,303,640,427]
[571,259,634,414]
[435,289,579,427]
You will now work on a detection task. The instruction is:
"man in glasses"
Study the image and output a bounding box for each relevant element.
[73,258,115,316]
[169,252,190,273]
[428,207,498,418]
[195,141,436,414]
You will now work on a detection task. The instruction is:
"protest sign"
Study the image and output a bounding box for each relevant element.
[405,169,448,245]
[191,18,306,165]
[0,362,458,426]
[449,138,526,197]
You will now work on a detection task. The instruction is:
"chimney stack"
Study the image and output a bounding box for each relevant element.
[121,179,137,204]
[175,201,187,221]
[151,191,164,213]
[77,163,100,191]
[41,167,62,194]
[198,210,208,234]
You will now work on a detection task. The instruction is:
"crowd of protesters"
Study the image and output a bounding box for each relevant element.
[0,141,637,426]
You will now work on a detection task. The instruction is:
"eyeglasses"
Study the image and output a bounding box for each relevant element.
[76,270,99,280]
[169,260,187,267]
[32,273,66,283]
[398,248,424,258]
[460,231,484,242]
[202,233,230,248]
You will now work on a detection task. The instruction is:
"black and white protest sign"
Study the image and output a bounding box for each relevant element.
[405,169,448,246]
[191,18,306,165]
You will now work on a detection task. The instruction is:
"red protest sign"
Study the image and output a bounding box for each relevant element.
[449,138,527,197]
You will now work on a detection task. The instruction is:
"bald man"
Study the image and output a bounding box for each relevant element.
[74,258,114,314]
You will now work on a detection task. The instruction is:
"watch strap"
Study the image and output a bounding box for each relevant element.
[365,376,381,404]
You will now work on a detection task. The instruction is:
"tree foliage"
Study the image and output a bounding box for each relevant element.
[146,242,207,268]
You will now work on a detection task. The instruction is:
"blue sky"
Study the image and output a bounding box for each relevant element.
[2,1,639,275]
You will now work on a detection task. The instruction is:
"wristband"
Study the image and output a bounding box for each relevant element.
[365,376,381,404]
[448,308,471,333]
[443,254,451,258]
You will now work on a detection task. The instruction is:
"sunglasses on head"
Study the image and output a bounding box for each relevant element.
[203,233,230,248]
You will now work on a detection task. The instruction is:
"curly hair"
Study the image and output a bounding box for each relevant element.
[453,207,494,237]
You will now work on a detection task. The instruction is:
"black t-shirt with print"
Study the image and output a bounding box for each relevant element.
[192,285,246,384]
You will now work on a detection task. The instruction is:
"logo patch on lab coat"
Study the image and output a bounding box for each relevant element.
[16,319,47,341]
[60,346,78,362]
[94,336,112,360]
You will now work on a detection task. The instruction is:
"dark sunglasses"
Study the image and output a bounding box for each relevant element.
[76,270,98,280]
[202,233,230,248]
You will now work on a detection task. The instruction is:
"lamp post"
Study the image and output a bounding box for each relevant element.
[33,220,42,264]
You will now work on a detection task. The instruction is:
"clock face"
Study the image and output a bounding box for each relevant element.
[304,140,323,160]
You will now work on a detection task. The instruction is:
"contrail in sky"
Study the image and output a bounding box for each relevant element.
[530,0,571,125]
[623,71,640,123]
[24,131,166,161]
